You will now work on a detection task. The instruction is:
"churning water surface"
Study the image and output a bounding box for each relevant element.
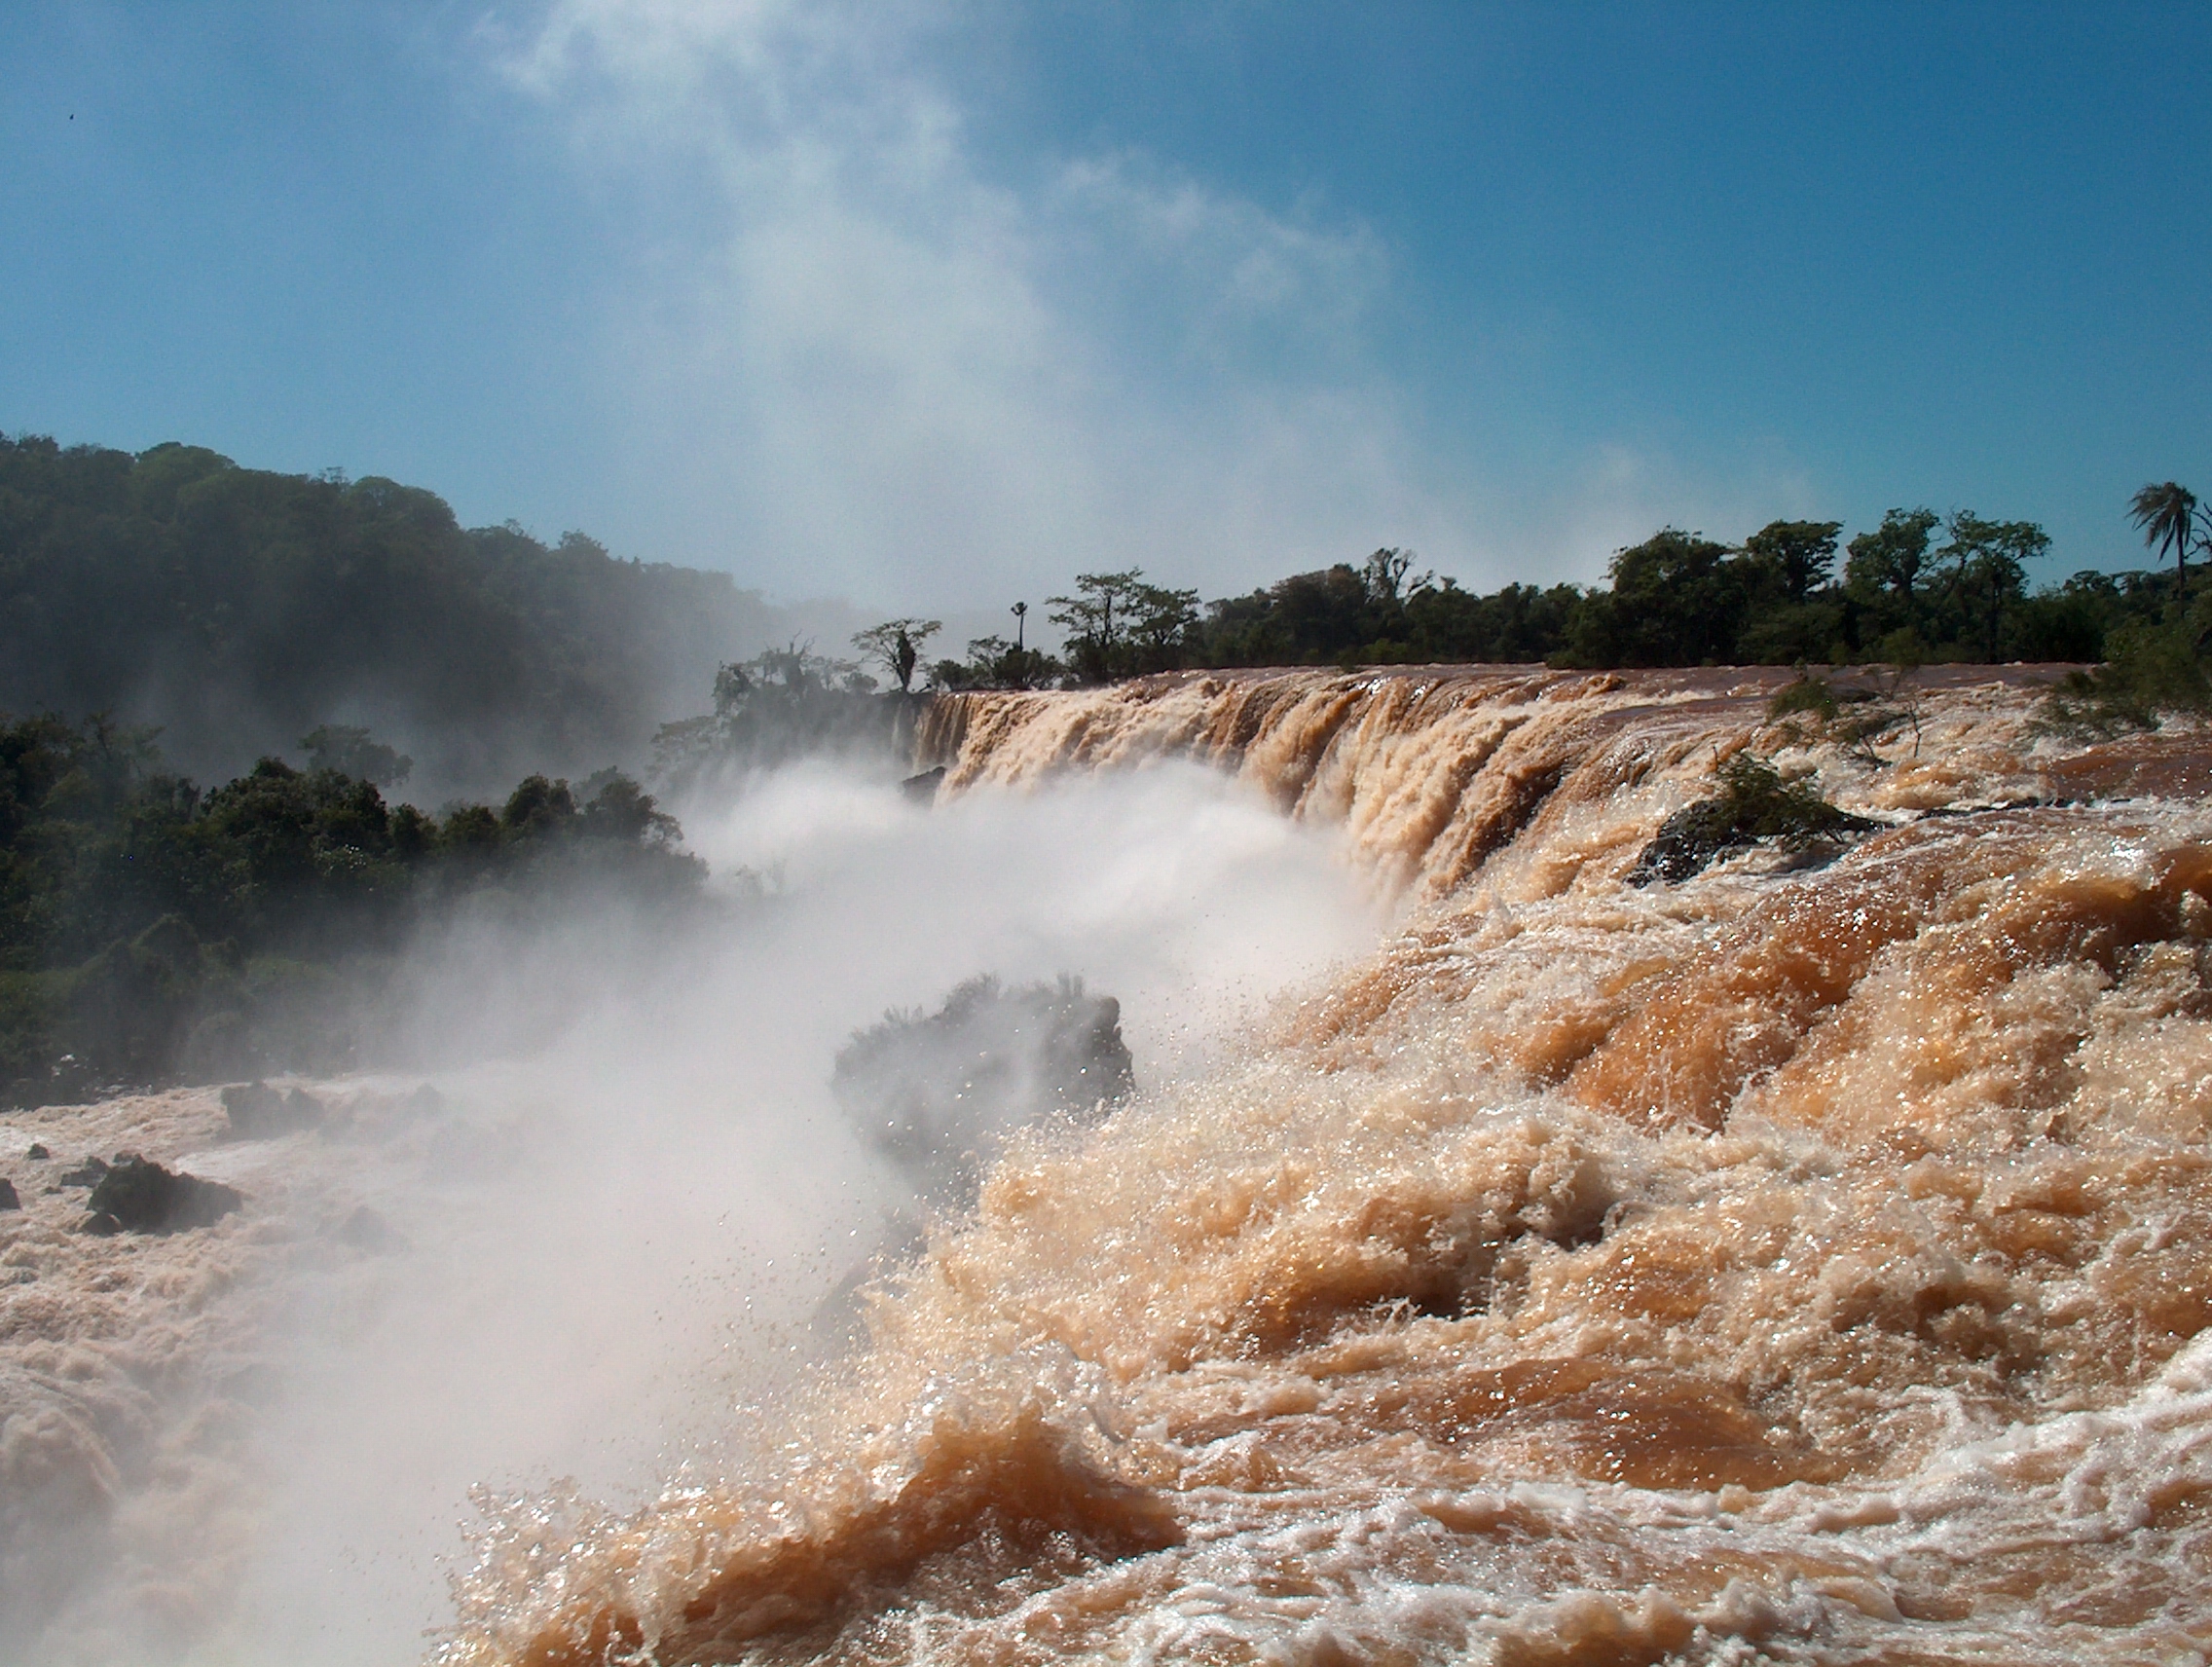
[15,666,2212,1666]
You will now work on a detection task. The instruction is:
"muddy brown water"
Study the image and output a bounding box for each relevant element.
[17,665,2212,1665]
[425,666,2212,1665]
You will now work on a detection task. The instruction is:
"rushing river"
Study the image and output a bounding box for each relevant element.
[15,665,2212,1665]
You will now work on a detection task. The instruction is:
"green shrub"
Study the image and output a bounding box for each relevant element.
[1629,754,1879,885]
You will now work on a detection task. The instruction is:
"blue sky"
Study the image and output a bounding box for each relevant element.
[5,2,2207,612]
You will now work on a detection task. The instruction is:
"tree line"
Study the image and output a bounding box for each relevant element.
[18,430,2202,762]
[0,433,786,796]
[719,488,2212,766]
[891,489,2212,692]
[0,713,701,1101]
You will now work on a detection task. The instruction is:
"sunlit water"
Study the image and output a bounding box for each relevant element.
[13,666,2212,1666]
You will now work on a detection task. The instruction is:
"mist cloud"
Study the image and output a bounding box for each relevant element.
[3,754,1381,1665]
[476,1,1484,607]
[471,0,1827,611]
[251,759,1374,1663]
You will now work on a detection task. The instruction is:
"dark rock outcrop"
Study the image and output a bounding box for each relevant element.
[222,1081,326,1140]
[395,1083,446,1121]
[832,974,1135,1204]
[1630,755,1880,886]
[0,1177,18,1210]
[336,1204,408,1253]
[84,1154,243,1233]
[900,765,948,804]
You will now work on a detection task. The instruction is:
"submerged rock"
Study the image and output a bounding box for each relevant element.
[84,1154,243,1233]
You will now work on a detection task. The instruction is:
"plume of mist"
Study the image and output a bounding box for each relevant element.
[8,754,1380,1665]
[480,0,1499,604]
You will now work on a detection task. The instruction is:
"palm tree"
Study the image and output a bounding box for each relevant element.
[2131,481,2199,592]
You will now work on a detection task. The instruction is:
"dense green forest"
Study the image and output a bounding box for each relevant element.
[0,433,784,796]
[930,506,2202,690]
[14,431,2202,761]
[0,712,702,1102]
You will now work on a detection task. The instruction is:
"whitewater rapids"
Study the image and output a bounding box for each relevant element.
[10,664,2212,1664]
[421,664,2212,1666]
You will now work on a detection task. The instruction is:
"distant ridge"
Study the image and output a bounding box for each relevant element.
[0,433,786,796]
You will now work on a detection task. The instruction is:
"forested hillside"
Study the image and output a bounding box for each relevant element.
[0,434,782,796]
[0,712,705,1100]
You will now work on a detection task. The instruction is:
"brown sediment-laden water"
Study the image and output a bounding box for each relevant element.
[435,664,2212,1666]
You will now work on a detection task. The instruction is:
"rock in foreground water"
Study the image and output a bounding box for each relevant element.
[222,1080,327,1139]
[84,1154,243,1233]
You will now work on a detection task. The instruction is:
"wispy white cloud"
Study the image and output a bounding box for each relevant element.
[479,0,1816,610]
[478,0,1509,609]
